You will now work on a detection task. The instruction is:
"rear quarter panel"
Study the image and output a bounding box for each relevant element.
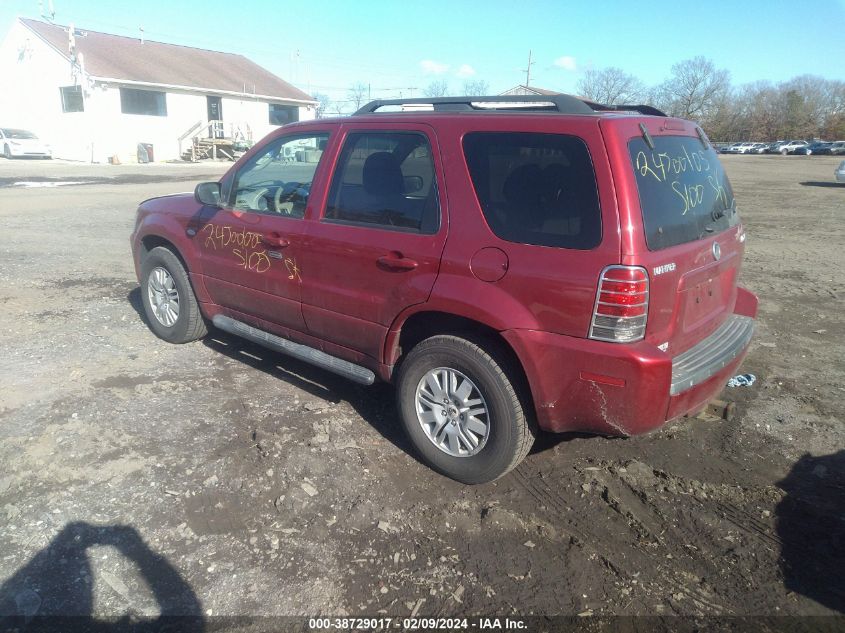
[428,115,622,338]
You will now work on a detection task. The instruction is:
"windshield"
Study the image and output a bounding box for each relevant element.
[629,135,739,250]
[1,129,37,139]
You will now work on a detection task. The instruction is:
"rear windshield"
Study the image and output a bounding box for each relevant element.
[463,132,602,250]
[629,136,738,250]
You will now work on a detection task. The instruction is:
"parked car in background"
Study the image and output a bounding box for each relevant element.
[734,142,756,154]
[748,143,769,154]
[836,160,845,183]
[764,141,787,154]
[792,141,831,155]
[778,140,809,155]
[816,141,845,155]
[0,128,52,159]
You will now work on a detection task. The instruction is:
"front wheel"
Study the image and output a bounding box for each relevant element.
[3,145,10,159]
[396,335,535,484]
[140,246,207,343]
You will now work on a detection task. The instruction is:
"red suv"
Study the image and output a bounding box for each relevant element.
[131,96,757,484]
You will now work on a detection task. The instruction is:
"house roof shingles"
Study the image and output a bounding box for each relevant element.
[21,18,314,103]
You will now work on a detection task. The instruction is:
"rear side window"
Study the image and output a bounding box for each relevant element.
[629,136,739,250]
[324,132,440,234]
[463,132,602,249]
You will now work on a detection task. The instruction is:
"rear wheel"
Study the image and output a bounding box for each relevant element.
[140,246,207,343]
[396,335,535,484]
[781,148,788,155]
[3,145,10,159]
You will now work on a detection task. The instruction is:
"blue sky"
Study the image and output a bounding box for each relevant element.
[2,0,844,110]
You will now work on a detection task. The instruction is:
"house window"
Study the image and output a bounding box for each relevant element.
[269,104,298,126]
[120,88,167,116]
[60,85,84,112]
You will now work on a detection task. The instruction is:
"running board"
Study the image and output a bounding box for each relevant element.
[211,315,376,386]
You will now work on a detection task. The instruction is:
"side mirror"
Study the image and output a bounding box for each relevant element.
[195,182,222,206]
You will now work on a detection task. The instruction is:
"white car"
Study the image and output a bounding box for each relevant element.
[778,140,809,155]
[836,160,845,184]
[0,128,52,159]
[734,142,756,154]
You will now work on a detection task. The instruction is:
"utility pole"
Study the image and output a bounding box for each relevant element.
[523,50,534,88]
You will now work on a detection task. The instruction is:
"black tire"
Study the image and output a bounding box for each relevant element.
[396,335,535,484]
[140,246,207,343]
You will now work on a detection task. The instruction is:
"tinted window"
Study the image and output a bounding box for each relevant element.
[229,133,329,217]
[629,136,739,250]
[462,132,602,249]
[120,88,166,116]
[324,132,440,234]
[60,85,84,112]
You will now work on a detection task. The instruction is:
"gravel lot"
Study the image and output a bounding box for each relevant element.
[0,155,843,622]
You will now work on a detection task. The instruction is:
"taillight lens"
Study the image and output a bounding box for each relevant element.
[589,266,649,342]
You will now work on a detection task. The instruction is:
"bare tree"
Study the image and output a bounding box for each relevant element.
[347,82,368,111]
[462,80,490,96]
[657,56,731,121]
[333,102,346,117]
[312,93,331,119]
[423,80,450,98]
[576,67,645,105]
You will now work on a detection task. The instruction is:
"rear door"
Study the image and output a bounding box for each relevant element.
[196,131,333,332]
[603,119,744,355]
[298,124,447,360]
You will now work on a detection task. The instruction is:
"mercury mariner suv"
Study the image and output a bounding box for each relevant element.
[131,95,757,484]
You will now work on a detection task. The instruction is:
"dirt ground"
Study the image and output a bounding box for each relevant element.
[0,155,843,623]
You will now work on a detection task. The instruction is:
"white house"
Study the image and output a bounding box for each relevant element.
[0,18,317,162]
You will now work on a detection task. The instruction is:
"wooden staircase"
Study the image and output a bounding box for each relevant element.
[181,137,236,162]
[178,119,251,162]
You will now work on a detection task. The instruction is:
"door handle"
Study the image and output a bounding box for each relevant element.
[262,234,290,248]
[377,253,418,271]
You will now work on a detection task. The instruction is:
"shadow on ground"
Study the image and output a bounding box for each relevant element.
[0,522,204,630]
[776,450,845,613]
[128,287,576,464]
[799,181,845,188]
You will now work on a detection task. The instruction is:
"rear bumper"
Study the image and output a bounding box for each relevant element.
[502,287,758,436]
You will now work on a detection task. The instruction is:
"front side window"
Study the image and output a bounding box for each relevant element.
[229,133,330,217]
[269,104,299,126]
[60,85,84,112]
[463,132,602,249]
[120,88,167,116]
[324,132,440,233]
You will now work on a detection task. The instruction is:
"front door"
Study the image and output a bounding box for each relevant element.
[197,132,332,333]
[299,125,447,360]
[207,96,223,138]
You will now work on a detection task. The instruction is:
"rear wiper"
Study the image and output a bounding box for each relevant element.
[700,201,736,237]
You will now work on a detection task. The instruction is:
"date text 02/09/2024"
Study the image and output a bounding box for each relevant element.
[307,616,527,630]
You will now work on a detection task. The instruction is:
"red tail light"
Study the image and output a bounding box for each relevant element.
[589,266,649,342]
